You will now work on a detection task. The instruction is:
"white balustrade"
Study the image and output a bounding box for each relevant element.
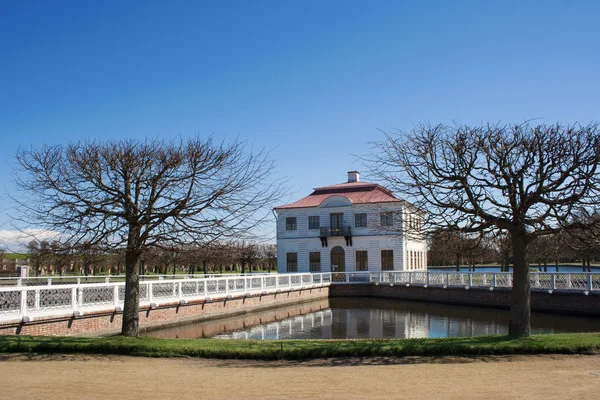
[0,272,329,323]
[1,271,598,324]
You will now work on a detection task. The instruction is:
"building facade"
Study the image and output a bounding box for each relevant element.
[274,171,427,273]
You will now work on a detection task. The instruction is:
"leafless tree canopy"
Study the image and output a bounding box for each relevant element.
[14,136,285,336]
[368,123,600,236]
[366,122,600,337]
[15,137,282,248]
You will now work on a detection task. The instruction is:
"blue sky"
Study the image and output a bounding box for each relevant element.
[1,0,599,244]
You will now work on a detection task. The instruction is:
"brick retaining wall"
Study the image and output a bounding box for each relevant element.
[330,284,600,316]
[0,287,329,336]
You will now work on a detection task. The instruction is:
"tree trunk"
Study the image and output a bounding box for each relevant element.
[509,232,531,337]
[122,226,142,337]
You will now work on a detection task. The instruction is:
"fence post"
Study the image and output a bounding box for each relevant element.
[20,289,28,319]
[551,273,556,291]
[426,272,430,286]
[16,278,22,287]
[35,289,40,311]
[492,273,497,288]
[47,278,52,286]
[148,282,154,304]
[468,273,472,287]
[113,285,119,307]
[178,281,182,300]
[71,287,77,311]
[587,273,593,292]
[409,272,413,285]
[445,272,449,287]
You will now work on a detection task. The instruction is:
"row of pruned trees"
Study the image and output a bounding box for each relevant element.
[139,242,276,275]
[24,240,277,276]
[428,230,600,272]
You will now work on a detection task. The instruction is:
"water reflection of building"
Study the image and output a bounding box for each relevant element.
[216,305,508,340]
[224,310,334,340]
[152,298,600,340]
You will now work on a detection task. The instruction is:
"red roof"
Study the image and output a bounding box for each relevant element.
[275,181,401,210]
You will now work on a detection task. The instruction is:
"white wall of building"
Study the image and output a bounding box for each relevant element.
[275,202,427,273]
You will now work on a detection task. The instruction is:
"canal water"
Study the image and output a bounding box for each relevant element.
[145,297,600,340]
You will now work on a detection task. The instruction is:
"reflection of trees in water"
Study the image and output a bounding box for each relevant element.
[148,297,600,340]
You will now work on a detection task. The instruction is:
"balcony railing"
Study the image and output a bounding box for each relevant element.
[320,226,352,237]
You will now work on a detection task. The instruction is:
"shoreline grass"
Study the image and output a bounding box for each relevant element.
[1,333,599,360]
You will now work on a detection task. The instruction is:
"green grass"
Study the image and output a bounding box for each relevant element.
[3,253,29,260]
[1,333,599,360]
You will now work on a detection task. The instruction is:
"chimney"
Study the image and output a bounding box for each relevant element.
[347,171,360,183]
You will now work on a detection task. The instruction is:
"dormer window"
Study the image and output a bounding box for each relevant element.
[286,217,297,230]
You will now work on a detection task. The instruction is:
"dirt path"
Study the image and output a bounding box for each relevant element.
[2,354,599,399]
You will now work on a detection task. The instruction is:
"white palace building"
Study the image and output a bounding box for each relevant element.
[274,171,427,274]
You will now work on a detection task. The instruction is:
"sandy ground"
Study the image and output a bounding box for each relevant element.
[2,354,600,399]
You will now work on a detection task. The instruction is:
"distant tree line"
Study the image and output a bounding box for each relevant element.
[428,229,599,272]
[21,241,277,277]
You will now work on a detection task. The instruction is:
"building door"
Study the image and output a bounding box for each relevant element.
[330,246,345,272]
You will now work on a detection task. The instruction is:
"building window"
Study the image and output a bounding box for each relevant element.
[286,217,297,230]
[380,212,393,227]
[356,250,368,271]
[355,213,367,228]
[381,249,394,271]
[286,252,298,272]
[309,252,321,272]
[308,216,320,230]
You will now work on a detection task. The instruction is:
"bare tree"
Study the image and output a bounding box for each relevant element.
[429,230,483,271]
[493,231,513,272]
[49,241,73,276]
[14,137,284,336]
[75,242,104,276]
[568,210,600,270]
[261,243,277,272]
[367,122,600,337]
[528,236,554,272]
[26,240,53,276]
[236,241,259,274]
